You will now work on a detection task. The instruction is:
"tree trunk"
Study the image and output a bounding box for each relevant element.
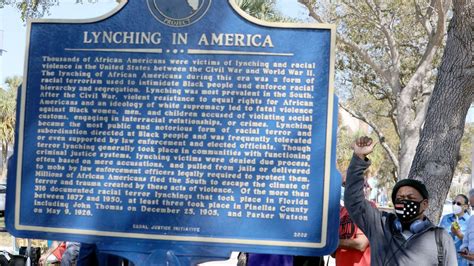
[399,128,421,179]
[408,0,474,223]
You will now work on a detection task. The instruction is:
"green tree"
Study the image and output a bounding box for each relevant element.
[238,0,401,188]
[299,0,450,182]
[0,0,59,20]
[0,76,20,178]
[236,0,289,22]
[0,0,122,20]
[446,123,473,200]
[240,1,474,218]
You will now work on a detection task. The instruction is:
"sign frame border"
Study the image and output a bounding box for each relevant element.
[12,0,337,249]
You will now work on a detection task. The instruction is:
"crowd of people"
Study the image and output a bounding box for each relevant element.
[35,136,474,266]
[342,136,474,266]
[242,136,474,266]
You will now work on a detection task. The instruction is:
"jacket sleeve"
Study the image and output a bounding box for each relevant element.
[443,230,458,266]
[344,154,382,238]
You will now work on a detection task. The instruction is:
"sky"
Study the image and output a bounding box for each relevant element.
[0,0,305,83]
[275,0,308,18]
[0,0,120,85]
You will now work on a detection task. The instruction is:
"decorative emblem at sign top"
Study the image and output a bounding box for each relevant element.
[147,0,212,27]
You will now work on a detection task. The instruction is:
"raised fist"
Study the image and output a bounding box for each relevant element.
[351,136,376,159]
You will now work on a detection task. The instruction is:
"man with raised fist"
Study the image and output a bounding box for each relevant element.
[344,136,457,265]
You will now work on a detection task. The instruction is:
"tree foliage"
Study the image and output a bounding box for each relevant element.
[236,0,292,22]
[241,1,473,216]
[447,123,474,200]
[298,0,450,182]
[244,0,447,184]
[1,0,59,20]
[0,0,122,20]
[0,76,19,177]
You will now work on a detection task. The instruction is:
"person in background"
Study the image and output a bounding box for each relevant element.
[77,243,133,266]
[377,188,388,207]
[439,194,471,266]
[460,189,474,264]
[39,241,80,266]
[366,176,378,203]
[334,177,372,266]
[60,242,80,266]
[469,189,474,211]
[39,241,65,266]
[460,215,474,263]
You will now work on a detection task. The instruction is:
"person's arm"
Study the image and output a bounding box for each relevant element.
[460,252,474,261]
[344,136,381,237]
[39,241,59,266]
[339,232,369,252]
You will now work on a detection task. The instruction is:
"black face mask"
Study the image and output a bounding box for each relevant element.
[394,199,423,223]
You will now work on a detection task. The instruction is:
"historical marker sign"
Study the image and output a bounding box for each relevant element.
[6,0,339,258]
